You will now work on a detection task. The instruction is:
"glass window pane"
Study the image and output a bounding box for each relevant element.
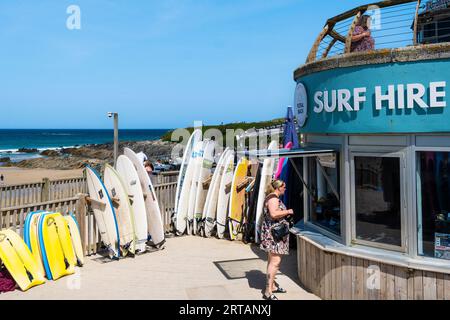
[354,156,402,247]
[417,152,450,260]
[308,154,341,235]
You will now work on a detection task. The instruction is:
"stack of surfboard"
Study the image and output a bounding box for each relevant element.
[0,211,84,291]
[174,130,279,242]
[85,148,165,259]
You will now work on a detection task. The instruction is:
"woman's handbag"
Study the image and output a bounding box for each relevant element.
[270,222,290,242]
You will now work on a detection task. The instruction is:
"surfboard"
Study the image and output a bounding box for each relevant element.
[24,210,47,277]
[85,166,120,259]
[242,161,262,243]
[174,129,202,215]
[228,157,250,240]
[64,213,84,266]
[104,163,137,255]
[176,140,203,235]
[39,212,76,280]
[193,140,216,235]
[187,140,206,235]
[216,151,235,239]
[202,148,230,237]
[255,140,279,243]
[124,148,166,248]
[0,229,46,291]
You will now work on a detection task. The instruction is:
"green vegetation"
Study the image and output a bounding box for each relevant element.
[161,118,285,143]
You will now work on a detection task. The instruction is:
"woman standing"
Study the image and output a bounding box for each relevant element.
[350,14,375,52]
[260,179,293,300]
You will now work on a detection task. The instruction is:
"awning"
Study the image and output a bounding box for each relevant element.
[238,147,336,159]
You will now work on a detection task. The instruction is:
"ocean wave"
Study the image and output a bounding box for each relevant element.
[0,145,82,154]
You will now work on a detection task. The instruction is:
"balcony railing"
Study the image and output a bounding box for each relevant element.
[306,0,450,63]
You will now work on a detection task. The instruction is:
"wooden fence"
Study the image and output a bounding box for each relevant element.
[0,177,87,208]
[0,178,178,256]
[0,171,178,209]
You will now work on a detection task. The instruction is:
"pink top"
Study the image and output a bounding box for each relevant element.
[351,26,375,52]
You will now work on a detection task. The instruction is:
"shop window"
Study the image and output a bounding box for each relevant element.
[308,154,340,235]
[354,156,402,247]
[417,152,450,260]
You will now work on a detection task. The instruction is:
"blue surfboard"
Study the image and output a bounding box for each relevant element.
[23,210,46,250]
[38,212,53,280]
[85,165,121,259]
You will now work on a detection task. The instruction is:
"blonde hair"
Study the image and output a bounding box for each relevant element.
[265,179,285,195]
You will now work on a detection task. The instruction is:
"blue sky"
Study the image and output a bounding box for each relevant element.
[0,0,369,129]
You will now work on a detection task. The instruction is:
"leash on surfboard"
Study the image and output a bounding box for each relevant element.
[51,219,71,270]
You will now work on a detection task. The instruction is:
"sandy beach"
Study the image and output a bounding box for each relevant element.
[0,167,83,186]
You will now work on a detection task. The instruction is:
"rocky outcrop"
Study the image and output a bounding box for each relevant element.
[5,139,176,170]
[17,148,39,153]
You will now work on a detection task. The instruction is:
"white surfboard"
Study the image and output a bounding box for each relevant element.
[176,140,203,235]
[115,155,151,253]
[85,166,120,259]
[187,140,206,235]
[174,129,202,215]
[255,140,279,243]
[103,164,137,255]
[202,148,230,237]
[216,151,235,239]
[123,148,165,248]
[193,140,216,235]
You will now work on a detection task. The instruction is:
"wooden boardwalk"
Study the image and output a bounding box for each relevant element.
[2,236,319,300]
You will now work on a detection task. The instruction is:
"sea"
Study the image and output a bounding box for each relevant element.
[0,129,170,163]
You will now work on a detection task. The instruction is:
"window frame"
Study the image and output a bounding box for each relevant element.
[414,146,450,261]
[349,151,407,252]
[303,140,344,243]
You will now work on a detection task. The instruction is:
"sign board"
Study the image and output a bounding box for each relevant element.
[294,59,450,134]
[294,82,308,128]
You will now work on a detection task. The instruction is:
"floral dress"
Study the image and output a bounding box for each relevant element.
[351,26,375,52]
[259,194,290,255]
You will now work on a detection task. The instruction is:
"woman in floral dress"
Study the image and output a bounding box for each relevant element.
[260,179,294,300]
[350,14,375,52]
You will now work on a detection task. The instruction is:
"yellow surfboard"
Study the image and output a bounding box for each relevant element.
[64,214,84,266]
[40,213,76,280]
[228,157,250,240]
[0,229,45,291]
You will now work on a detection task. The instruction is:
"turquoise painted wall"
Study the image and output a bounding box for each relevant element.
[296,59,450,134]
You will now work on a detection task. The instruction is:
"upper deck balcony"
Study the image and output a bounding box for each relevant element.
[294,0,450,80]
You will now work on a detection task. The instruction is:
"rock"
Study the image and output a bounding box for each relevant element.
[0,157,10,162]
[40,150,60,157]
[17,148,38,153]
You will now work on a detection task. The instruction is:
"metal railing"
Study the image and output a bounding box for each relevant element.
[306,0,449,63]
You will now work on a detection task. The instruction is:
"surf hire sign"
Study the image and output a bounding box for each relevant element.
[294,59,450,134]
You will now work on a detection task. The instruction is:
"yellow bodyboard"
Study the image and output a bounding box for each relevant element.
[0,229,45,291]
[41,213,75,280]
[64,215,84,266]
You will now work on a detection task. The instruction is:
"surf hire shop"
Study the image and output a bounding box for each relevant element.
[254,57,450,299]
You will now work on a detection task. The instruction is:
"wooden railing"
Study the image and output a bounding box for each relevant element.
[0,177,178,256]
[0,171,178,209]
[0,177,87,208]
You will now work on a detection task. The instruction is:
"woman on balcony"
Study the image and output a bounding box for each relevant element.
[351,14,375,52]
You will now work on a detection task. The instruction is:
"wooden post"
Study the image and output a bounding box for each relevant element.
[306,25,329,63]
[345,11,362,54]
[413,0,421,45]
[41,178,50,202]
[76,193,87,256]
